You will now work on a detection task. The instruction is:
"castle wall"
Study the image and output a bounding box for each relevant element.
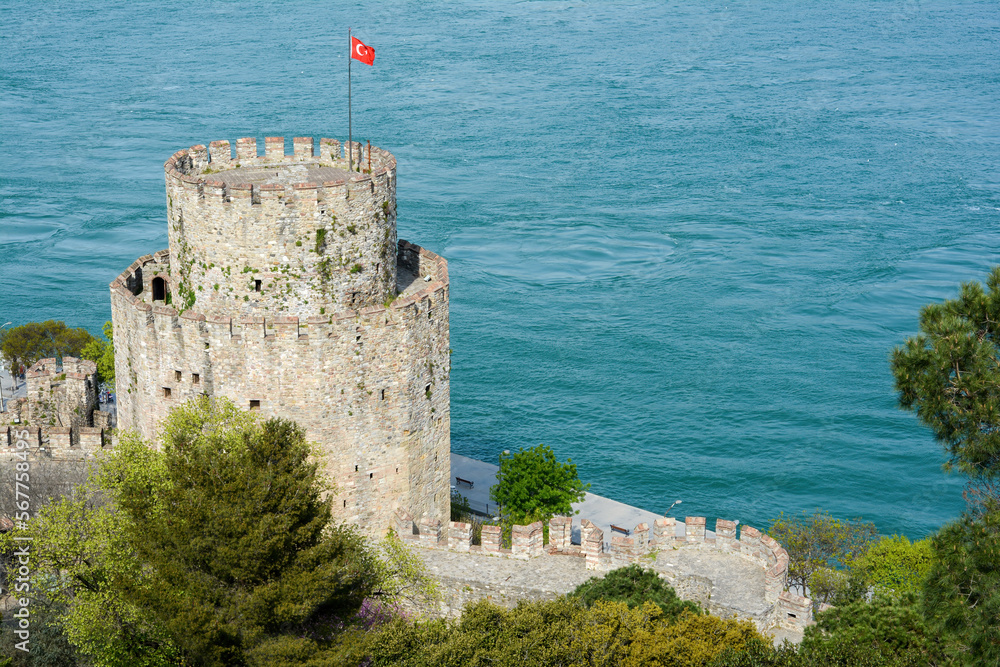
[24,357,98,432]
[163,138,397,318]
[396,512,807,633]
[111,240,451,533]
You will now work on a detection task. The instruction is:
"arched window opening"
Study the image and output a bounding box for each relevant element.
[152,277,166,302]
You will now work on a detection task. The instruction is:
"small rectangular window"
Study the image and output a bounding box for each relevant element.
[380,389,386,400]
[163,387,172,399]
[254,280,262,292]
[192,373,200,384]
[175,370,182,381]
[249,399,260,411]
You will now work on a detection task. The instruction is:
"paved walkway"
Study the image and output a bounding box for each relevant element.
[451,454,703,548]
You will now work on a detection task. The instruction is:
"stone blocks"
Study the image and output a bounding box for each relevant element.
[481,525,501,554]
[778,591,813,628]
[715,519,737,551]
[448,521,472,552]
[418,516,442,547]
[548,516,572,551]
[512,521,543,559]
[685,516,706,543]
[653,517,676,547]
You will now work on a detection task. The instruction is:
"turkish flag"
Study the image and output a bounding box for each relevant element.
[352,37,375,66]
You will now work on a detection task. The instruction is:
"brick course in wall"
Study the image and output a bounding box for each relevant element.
[111,137,451,535]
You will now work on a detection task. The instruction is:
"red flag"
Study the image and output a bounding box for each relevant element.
[351,37,375,66]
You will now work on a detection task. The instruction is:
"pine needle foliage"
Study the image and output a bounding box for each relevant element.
[891,267,1000,479]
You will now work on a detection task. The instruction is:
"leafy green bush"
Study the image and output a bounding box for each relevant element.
[572,564,701,621]
[768,510,877,603]
[368,597,766,667]
[850,535,933,598]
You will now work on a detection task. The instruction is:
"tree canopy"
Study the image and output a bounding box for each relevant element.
[571,564,701,621]
[80,321,115,386]
[891,267,1000,480]
[0,320,96,375]
[767,510,877,603]
[922,507,1000,664]
[1,397,433,667]
[490,443,589,524]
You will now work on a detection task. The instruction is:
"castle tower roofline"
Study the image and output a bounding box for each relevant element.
[162,136,399,318]
[165,137,395,192]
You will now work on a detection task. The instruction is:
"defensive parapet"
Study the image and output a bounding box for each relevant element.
[112,137,451,535]
[162,137,396,317]
[395,510,811,631]
[2,424,111,462]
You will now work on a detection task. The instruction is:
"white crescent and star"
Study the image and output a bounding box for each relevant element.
[356,44,367,57]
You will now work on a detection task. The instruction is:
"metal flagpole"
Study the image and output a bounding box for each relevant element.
[348,27,353,172]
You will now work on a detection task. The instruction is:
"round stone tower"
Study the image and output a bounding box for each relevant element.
[110,137,450,533]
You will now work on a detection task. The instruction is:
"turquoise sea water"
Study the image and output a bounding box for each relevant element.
[2,0,997,537]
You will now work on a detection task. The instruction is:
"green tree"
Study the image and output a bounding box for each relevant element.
[768,510,877,602]
[891,267,1000,480]
[108,397,376,666]
[0,321,96,375]
[799,594,950,667]
[490,444,589,524]
[571,564,701,621]
[2,397,422,667]
[80,321,115,386]
[369,597,767,667]
[921,507,1000,665]
[850,535,933,598]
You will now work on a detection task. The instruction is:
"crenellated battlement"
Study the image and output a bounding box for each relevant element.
[2,424,111,462]
[114,133,450,538]
[161,136,399,317]
[394,509,811,632]
[164,136,395,198]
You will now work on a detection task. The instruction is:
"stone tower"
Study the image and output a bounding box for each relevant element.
[110,137,450,533]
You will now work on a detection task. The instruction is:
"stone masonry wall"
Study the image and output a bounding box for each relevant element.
[395,510,813,633]
[163,138,397,317]
[25,357,98,432]
[111,137,450,535]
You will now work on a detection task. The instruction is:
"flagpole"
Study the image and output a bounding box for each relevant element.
[348,27,353,173]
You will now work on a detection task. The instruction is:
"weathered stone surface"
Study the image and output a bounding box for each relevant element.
[111,138,451,535]
[407,539,776,630]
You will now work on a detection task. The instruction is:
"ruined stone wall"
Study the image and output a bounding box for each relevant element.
[24,357,98,433]
[2,425,110,462]
[163,138,397,318]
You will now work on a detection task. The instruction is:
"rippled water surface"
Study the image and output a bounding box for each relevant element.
[2,0,998,536]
